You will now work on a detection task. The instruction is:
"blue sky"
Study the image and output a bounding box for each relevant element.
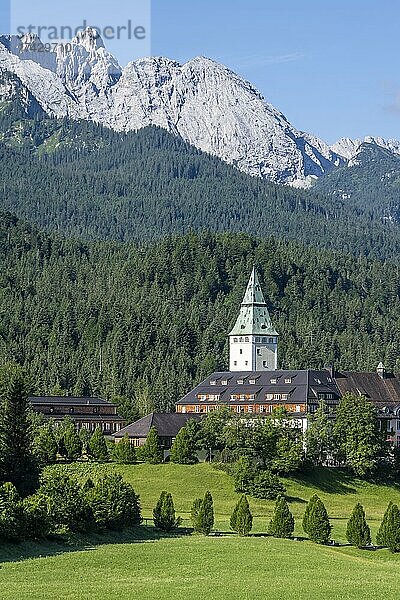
[5,0,400,143]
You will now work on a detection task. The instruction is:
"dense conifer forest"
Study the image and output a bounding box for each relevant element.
[2,211,400,412]
[1,111,400,261]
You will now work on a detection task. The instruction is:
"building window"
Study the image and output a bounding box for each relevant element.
[256,337,260,342]
[270,378,277,384]
[247,405,253,413]
[239,349,243,355]
[245,337,249,342]
[249,379,256,385]
[210,380,216,385]
[269,337,273,343]
[259,405,265,413]
[397,421,400,430]
[273,393,281,400]
[49,407,54,413]
[245,361,248,366]
[234,361,237,366]
[69,407,74,414]
[284,378,292,384]
[296,405,301,412]
[195,406,200,413]
[221,379,228,386]
[237,379,244,385]
[282,394,288,400]
[93,407,99,414]
[234,338,238,343]
[262,337,268,343]
[266,393,273,400]
[257,349,261,356]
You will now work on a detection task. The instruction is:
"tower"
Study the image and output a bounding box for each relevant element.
[229,267,278,371]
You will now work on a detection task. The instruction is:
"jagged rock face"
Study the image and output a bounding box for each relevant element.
[331,136,400,161]
[0,69,46,118]
[0,28,395,186]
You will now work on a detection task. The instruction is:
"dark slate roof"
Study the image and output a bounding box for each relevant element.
[176,370,340,409]
[335,371,400,409]
[114,412,203,439]
[29,396,114,406]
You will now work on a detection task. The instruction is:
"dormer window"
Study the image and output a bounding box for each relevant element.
[249,379,256,385]
[314,378,321,385]
[221,379,228,386]
[210,380,216,386]
[284,378,292,384]
[69,407,74,414]
[237,378,244,385]
[270,378,277,384]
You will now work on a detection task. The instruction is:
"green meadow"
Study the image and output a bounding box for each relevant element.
[1,463,400,599]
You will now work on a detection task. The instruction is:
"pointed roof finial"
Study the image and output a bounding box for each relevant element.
[241,266,266,305]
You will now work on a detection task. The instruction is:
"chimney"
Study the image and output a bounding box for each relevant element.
[377,362,386,379]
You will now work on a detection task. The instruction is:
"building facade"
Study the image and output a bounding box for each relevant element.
[29,396,125,435]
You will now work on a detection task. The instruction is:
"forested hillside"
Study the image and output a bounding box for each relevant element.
[1,110,400,260]
[314,142,400,223]
[2,211,400,413]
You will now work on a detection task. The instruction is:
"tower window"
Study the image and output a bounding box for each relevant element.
[234,338,238,343]
[269,338,273,343]
[234,361,237,366]
[239,349,243,355]
[245,361,248,366]
[245,337,249,342]
[257,349,261,356]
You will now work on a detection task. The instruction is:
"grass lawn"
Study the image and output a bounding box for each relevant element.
[1,463,400,599]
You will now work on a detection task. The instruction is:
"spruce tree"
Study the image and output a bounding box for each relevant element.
[170,425,198,464]
[197,491,214,536]
[268,496,295,538]
[0,365,38,495]
[230,495,253,536]
[303,495,331,544]
[346,503,371,548]
[141,426,163,464]
[113,435,136,464]
[381,503,400,552]
[153,491,181,531]
[377,502,393,546]
[89,427,109,462]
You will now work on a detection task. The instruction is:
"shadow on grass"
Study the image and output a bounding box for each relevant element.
[288,468,357,495]
[0,525,192,565]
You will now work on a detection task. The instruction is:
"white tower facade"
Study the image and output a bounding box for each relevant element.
[229,267,278,372]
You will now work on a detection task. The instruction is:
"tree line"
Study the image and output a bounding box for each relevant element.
[3,215,400,416]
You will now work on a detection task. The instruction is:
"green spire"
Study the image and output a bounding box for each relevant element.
[229,267,278,336]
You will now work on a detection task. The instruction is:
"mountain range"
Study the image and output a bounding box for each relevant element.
[1,28,399,188]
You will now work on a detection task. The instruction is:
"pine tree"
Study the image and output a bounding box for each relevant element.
[141,426,163,464]
[0,365,38,495]
[230,495,253,536]
[113,435,136,464]
[89,427,109,462]
[197,491,214,536]
[377,502,393,546]
[153,491,181,531]
[346,503,371,548]
[64,424,83,461]
[170,424,198,464]
[380,503,400,552]
[303,495,331,544]
[268,496,294,538]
